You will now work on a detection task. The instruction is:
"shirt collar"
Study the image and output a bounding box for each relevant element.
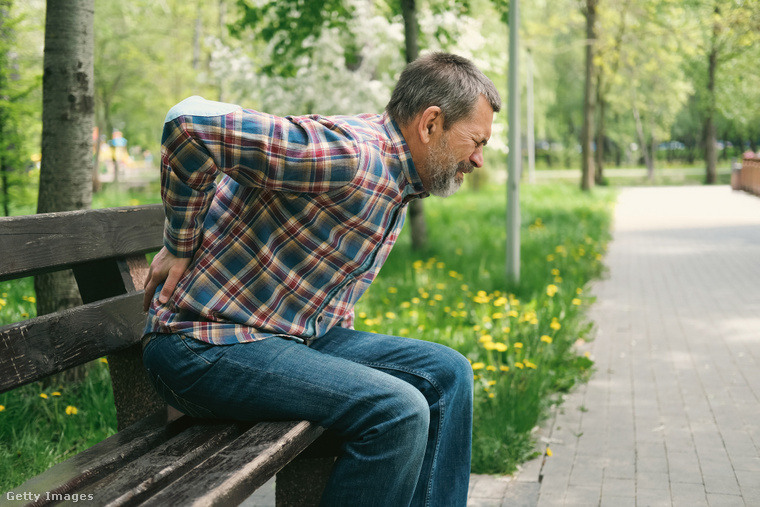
[382,113,429,203]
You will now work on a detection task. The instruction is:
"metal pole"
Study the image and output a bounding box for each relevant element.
[506,0,521,285]
[527,48,535,185]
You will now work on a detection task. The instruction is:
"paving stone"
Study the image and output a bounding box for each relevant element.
[636,488,672,507]
[704,494,745,507]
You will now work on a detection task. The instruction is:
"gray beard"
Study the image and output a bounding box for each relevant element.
[426,137,471,198]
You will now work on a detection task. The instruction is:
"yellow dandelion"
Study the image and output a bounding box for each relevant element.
[0,405,5,412]
[514,342,523,349]
[21,312,29,318]
[546,284,558,297]
[471,362,485,371]
[494,342,508,352]
[52,392,61,397]
[541,335,553,344]
[494,297,508,307]
[546,447,553,457]
[457,302,466,309]
[409,311,419,318]
[488,380,497,386]
[39,393,48,399]
[385,312,397,319]
[449,270,459,278]
[401,302,411,309]
[399,328,409,335]
[584,351,591,358]
[411,297,421,304]
[479,335,493,343]
[433,294,443,301]
[387,287,398,294]
[421,292,429,299]
[595,254,603,261]
[473,325,481,331]
[500,365,510,372]
[99,357,108,364]
[572,298,582,306]
[546,254,555,262]
[576,288,583,295]
[554,276,563,283]
[455,248,463,255]
[492,312,504,319]
[0,298,6,307]
[578,247,586,256]
[502,327,511,333]
[486,366,497,372]
[551,268,560,276]
[525,360,537,369]
[515,362,525,369]
[435,283,446,290]
[413,260,424,270]
[65,406,78,415]
[555,245,566,254]
[488,393,495,398]
[359,312,368,319]
[507,310,519,318]
[550,320,561,330]
[484,342,497,351]
[364,319,376,326]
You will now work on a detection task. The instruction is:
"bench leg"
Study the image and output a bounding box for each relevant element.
[275,457,334,507]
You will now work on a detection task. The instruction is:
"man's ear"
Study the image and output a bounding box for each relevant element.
[417,106,443,145]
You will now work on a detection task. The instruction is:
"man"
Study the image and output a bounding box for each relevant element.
[142,52,501,506]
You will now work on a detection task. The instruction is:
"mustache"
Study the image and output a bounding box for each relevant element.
[457,162,474,174]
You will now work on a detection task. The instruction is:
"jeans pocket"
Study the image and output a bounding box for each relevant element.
[179,336,229,365]
[150,372,217,419]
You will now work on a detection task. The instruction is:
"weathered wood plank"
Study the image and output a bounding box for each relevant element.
[140,421,325,507]
[75,420,253,506]
[0,205,163,282]
[12,411,183,507]
[0,293,145,393]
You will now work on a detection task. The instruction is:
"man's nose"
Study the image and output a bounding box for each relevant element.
[470,147,484,168]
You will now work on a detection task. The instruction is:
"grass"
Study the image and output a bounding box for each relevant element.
[0,180,615,489]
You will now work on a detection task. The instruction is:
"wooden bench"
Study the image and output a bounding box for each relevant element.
[740,156,760,197]
[0,205,336,506]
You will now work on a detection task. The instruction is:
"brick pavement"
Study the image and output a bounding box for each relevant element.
[536,186,760,507]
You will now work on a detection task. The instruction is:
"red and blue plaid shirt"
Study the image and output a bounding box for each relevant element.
[145,96,429,345]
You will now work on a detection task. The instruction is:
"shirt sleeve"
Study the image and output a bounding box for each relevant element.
[159,97,362,258]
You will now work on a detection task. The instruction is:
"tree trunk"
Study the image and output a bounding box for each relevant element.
[704,14,718,184]
[580,0,597,191]
[594,71,605,185]
[401,0,427,250]
[632,101,653,180]
[35,0,94,336]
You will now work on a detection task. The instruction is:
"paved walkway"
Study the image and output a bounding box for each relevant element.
[536,186,760,507]
[244,185,760,506]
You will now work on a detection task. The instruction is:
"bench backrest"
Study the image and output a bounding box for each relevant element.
[741,157,760,196]
[0,204,165,428]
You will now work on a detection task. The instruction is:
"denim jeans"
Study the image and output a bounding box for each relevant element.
[142,327,473,507]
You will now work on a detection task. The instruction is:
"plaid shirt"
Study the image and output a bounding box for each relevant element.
[144,96,429,345]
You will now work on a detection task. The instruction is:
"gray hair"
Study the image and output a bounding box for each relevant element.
[386,52,501,130]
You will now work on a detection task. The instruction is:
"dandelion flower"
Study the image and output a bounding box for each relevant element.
[514,362,524,369]
[541,335,553,344]
[488,380,497,386]
[550,320,561,330]
[401,302,411,309]
[411,297,420,304]
[554,276,563,283]
[399,328,409,335]
[479,335,493,343]
[502,327,511,333]
[433,294,443,301]
[500,365,510,372]
[525,360,537,369]
[358,312,367,319]
[488,393,495,398]
[494,342,508,352]
[514,342,523,349]
[493,297,508,307]
[0,298,6,307]
[546,447,553,457]
[546,254,555,262]
[486,365,496,372]
[385,312,397,319]
[387,287,398,294]
[65,406,78,415]
[436,262,445,269]
[507,310,519,318]
[546,284,558,297]
[99,358,108,364]
[572,298,582,306]
[492,312,504,319]
[455,248,463,255]
[484,342,497,351]
[52,392,61,397]
[471,362,485,370]
[0,405,5,412]
[40,393,48,399]
[551,268,560,276]
[576,288,583,295]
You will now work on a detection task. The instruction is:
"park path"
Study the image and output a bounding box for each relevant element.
[536,185,760,507]
[243,185,760,507]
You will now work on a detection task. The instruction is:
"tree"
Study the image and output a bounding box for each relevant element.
[34,0,94,319]
[580,0,597,191]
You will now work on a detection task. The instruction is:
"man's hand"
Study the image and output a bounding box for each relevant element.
[143,247,193,311]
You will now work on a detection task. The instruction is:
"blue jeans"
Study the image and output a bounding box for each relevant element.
[142,327,473,507]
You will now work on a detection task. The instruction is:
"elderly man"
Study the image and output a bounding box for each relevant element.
[142,52,501,506]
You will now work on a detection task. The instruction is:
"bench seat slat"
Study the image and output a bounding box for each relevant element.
[142,421,325,507]
[0,293,144,393]
[12,412,180,507]
[74,420,253,506]
[0,205,164,282]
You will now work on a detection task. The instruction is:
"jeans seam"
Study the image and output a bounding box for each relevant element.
[353,361,445,507]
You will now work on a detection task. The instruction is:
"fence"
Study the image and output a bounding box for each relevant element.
[738,157,760,196]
